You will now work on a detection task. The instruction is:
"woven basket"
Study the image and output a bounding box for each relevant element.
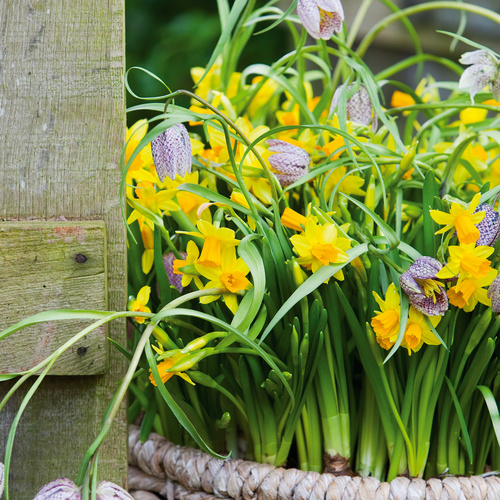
[128,426,500,500]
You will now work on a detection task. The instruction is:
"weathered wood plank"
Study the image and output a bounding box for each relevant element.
[0,221,107,375]
[0,0,127,497]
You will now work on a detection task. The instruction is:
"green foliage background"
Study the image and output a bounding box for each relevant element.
[126,0,287,124]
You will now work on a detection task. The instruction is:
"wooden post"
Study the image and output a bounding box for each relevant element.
[0,0,127,497]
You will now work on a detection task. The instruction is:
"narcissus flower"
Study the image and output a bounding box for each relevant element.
[195,247,252,314]
[330,83,377,130]
[436,244,494,283]
[149,352,195,386]
[281,207,310,231]
[267,139,310,186]
[371,283,401,349]
[180,220,240,268]
[401,307,441,355]
[400,257,448,316]
[290,220,351,277]
[297,0,344,40]
[151,124,192,181]
[448,268,497,312]
[459,50,500,102]
[173,240,204,290]
[429,193,485,245]
[129,286,152,324]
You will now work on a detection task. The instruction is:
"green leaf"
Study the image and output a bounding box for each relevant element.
[260,244,369,343]
[0,310,111,341]
[145,342,226,458]
[445,376,473,463]
[195,0,249,89]
[477,385,500,448]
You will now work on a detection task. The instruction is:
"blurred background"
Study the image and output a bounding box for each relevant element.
[125,0,500,125]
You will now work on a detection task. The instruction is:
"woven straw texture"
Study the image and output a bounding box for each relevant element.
[128,426,500,500]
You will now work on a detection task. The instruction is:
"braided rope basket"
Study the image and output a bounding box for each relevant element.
[128,426,500,500]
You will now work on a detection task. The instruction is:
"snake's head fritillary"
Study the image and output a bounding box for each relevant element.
[33,478,82,500]
[459,49,500,102]
[151,123,192,182]
[330,84,378,131]
[297,0,344,40]
[267,139,310,187]
[400,257,449,316]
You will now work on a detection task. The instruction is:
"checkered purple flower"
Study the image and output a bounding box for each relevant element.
[297,0,344,40]
[267,139,310,187]
[400,257,449,316]
[459,50,500,102]
[474,203,500,246]
[151,123,192,182]
[34,478,82,500]
[164,251,186,292]
[330,84,378,131]
[488,275,500,313]
[96,481,134,499]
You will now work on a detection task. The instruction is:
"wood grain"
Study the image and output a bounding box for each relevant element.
[0,0,127,497]
[0,221,108,375]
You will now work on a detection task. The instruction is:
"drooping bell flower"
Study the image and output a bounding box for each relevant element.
[474,203,500,246]
[267,139,310,187]
[488,275,500,313]
[400,257,448,316]
[96,481,134,499]
[459,50,500,102]
[34,478,82,499]
[330,83,378,131]
[151,123,192,182]
[296,0,344,40]
[163,251,186,292]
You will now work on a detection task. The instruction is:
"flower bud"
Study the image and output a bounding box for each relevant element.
[151,123,192,182]
[34,478,82,500]
[267,139,310,187]
[96,481,134,499]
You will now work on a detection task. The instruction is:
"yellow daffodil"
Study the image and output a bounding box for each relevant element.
[149,352,195,386]
[281,207,310,231]
[173,240,204,290]
[129,286,152,324]
[391,90,415,109]
[371,284,441,354]
[127,183,178,230]
[290,220,351,277]
[195,247,252,314]
[401,307,441,355]
[126,119,154,172]
[140,224,154,275]
[429,193,485,244]
[179,220,240,268]
[248,76,280,117]
[371,283,401,350]
[319,166,366,202]
[436,243,494,283]
[433,141,488,186]
[447,268,497,312]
